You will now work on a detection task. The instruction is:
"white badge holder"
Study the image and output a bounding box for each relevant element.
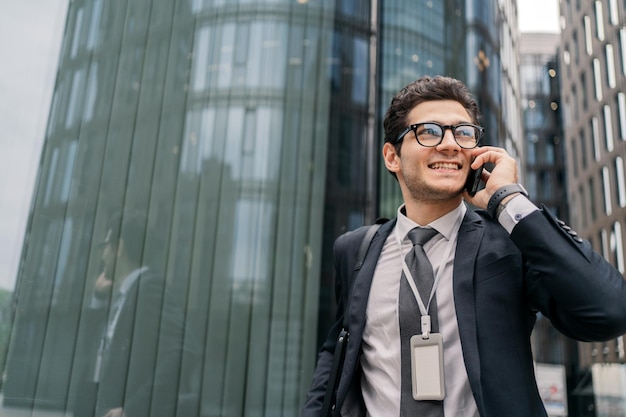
[410,333,445,400]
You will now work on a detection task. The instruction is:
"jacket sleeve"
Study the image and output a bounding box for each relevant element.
[512,207,626,341]
[301,226,370,417]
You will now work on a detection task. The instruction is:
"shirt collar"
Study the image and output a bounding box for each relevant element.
[396,202,466,242]
[119,266,149,295]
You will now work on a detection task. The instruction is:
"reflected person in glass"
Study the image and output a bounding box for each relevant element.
[74,210,190,417]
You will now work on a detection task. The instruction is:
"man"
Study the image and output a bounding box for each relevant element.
[74,211,189,417]
[302,76,626,417]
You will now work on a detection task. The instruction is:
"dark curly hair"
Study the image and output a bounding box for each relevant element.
[383,75,481,153]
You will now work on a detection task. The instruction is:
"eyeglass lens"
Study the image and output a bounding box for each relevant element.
[415,123,479,148]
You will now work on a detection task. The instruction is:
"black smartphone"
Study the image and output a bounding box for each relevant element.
[465,165,484,196]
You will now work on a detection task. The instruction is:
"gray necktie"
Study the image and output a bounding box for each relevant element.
[399,227,443,417]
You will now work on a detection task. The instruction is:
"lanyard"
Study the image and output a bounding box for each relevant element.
[394,214,462,337]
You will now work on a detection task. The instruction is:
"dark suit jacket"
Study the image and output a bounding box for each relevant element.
[302,207,626,417]
[75,270,190,417]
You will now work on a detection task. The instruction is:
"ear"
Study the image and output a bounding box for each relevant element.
[383,142,401,174]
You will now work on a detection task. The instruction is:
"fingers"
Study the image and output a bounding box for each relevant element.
[471,146,518,188]
[470,146,513,168]
[464,146,520,209]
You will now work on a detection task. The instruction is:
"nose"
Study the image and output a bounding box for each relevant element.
[438,128,461,150]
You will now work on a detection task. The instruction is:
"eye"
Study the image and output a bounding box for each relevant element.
[417,123,442,137]
[454,126,475,138]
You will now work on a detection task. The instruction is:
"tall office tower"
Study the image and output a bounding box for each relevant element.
[2,0,522,416]
[559,0,626,413]
[520,31,581,415]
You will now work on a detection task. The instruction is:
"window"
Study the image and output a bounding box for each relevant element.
[65,69,86,129]
[621,28,626,75]
[579,185,587,228]
[540,171,553,201]
[86,0,103,50]
[593,58,603,101]
[592,117,601,161]
[584,16,593,55]
[603,166,613,215]
[595,1,605,41]
[606,44,616,88]
[570,135,579,175]
[572,31,579,65]
[604,105,615,152]
[581,73,588,111]
[618,93,626,139]
[601,228,610,261]
[609,0,619,25]
[70,7,84,58]
[611,222,624,273]
[590,177,597,221]
[616,157,626,208]
[580,128,588,169]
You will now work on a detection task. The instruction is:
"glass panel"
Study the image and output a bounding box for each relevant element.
[3,1,336,416]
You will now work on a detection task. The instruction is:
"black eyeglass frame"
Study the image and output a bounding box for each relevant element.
[395,122,484,149]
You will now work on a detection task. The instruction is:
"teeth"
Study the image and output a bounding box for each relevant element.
[431,162,459,170]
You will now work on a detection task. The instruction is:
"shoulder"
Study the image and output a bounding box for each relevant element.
[334,218,391,253]
[463,207,511,240]
[130,269,168,299]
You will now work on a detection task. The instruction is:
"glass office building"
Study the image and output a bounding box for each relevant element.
[2,1,521,416]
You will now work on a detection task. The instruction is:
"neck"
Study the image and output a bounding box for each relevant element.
[403,197,462,225]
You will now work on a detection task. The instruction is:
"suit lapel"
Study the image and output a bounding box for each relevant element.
[453,209,485,412]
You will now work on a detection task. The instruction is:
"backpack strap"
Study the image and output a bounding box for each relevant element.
[352,223,382,272]
[321,222,384,417]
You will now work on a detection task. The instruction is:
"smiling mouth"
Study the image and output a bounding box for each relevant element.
[429,162,461,170]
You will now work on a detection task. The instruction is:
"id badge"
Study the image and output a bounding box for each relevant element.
[410,333,445,400]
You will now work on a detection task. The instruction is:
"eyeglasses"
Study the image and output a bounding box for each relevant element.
[396,122,484,149]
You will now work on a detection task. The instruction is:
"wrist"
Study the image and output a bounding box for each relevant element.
[487,184,528,219]
[495,194,518,219]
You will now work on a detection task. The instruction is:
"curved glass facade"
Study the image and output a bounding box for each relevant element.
[5,1,343,415]
[2,0,520,416]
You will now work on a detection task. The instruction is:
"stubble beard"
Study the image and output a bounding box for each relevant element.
[404,173,464,203]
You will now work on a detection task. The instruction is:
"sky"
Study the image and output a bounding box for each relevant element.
[0,0,560,292]
[0,0,68,290]
[518,0,561,33]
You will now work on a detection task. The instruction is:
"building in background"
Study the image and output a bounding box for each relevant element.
[1,1,522,416]
[520,33,568,218]
[520,31,581,416]
[559,0,626,415]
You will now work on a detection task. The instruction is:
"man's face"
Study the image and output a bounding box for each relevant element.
[385,100,475,203]
[100,229,119,279]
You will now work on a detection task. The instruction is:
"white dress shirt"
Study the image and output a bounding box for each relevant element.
[360,203,479,417]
